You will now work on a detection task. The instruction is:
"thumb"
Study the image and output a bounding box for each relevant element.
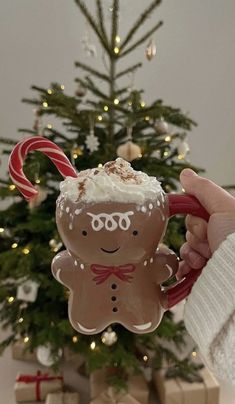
[180,169,235,215]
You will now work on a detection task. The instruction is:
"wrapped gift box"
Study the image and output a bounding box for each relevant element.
[12,340,37,362]
[153,367,220,404]
[90,368,149,404]
[14,371,63,402]
[46,391,80,404]
[91,386,141,404]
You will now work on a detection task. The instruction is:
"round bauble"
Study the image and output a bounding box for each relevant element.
[75,85,87,97]
[36,344,62,367]
[116,141,142,162]
[101,327,118,346]
[177,141,190,158]
[154,120,169,134]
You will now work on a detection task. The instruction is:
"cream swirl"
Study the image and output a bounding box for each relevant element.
[59,158,163,204]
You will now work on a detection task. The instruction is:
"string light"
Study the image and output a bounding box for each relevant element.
[165,135,171,142]
[0,228,5,233]
[143,355,148,362]
[90,341,96,350]
[42,102,48,108]
[72,336,78,343]
[103,105,109,112]
[115,35,121,43]
[128,101,132,106]
[47,124,52,129]
[163,151,169,157]
[140,101,146,108]
[192,351,197,358]
[114,47,120,54]
[114,98,119,105]
[7,296,15,303]
[35,179,41,184]
[145,116,150,121]
[24,336,29,343]
[22,248,30,255]
[9,184,16,191]
[97,115,103,121]
[18,317,24,324]
[73,153,78,160]
[178,154,184,160]
[11,243,18,249]
[98,163,103,168]
[61,84,65,90]
[47,89,52,95]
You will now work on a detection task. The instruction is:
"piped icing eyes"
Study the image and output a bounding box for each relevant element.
[82,230,88,236]
[132,230,138,236]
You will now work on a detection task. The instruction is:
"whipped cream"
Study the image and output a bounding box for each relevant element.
[59,158,163,205]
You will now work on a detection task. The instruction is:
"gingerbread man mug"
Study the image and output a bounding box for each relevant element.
[9,137,209,334]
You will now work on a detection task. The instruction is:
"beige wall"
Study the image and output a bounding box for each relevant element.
[0,0,235,185]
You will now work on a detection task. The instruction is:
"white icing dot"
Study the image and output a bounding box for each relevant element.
[69,223,73,230]
[80,263,85,270]
[150,257,154,264]
[157,200,161,207]
[161,193,165,203]
[75,209,81,215]
[66,207,70,213]
[144,260,148,266]
[149,203,153,210]
[141,206,147,213]
[162,215,165,222]
[74,260,78,266]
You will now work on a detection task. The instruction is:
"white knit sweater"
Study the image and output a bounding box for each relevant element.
[184,233,235,384]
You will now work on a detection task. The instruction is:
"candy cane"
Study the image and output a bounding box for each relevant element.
[9,136,77,200]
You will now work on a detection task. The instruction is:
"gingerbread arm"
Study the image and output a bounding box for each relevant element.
[153,246,179,285]
[51,250,77,289]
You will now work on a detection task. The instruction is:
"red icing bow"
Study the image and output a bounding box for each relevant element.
[91,264,135,285]
[16,371,63,401]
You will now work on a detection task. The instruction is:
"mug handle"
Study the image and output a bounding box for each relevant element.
[164,194,210,309]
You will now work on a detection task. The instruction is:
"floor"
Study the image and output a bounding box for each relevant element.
[1,328,235,403]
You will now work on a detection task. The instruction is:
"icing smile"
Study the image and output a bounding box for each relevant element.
[101,247,120,254]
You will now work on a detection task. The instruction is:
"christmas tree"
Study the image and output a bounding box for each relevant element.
[0,0,203,388]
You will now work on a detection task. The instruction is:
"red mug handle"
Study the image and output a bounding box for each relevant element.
[165,194,210,309]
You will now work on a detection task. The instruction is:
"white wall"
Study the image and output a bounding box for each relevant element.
[0,0,235,185]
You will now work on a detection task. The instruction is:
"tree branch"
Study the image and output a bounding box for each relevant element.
[75,61,109,82]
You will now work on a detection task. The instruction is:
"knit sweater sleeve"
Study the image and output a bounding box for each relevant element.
[184,233,235,384]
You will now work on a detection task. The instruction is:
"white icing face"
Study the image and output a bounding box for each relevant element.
[59,158,163,205]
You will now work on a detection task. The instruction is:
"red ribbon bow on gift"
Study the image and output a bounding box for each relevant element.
[91,264,135,285]
[16,371,63,401]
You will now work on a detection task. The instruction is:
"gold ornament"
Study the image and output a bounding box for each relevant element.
[101,327,118,346]
[177,140,190,159]
[145,39,157,61]
[75,84,87,97]
[117,141,142,162]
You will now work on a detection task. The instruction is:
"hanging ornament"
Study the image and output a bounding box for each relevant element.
[154,119,169,134]
[177,140,190,160]
[75,84,87,97]
[36,344,63,367]
[49,239,63,253]
[151,149,161,159]
[82,30,97,57]
[117,141,142,162]
[28,186,48,210]
[101,327,118,346]
[17,280,40,303]
[85,131,100,153]
[145,39,157,61]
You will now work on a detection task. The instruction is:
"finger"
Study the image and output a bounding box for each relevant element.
[176,260,192,280]
[185,214,208,241]
[180,169,235,215]
[186,231,212,259]
[180,242,207,269]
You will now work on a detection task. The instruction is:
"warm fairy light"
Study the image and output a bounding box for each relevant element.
[43,102,48,108]
[143,355,148,362]
[11,243,18,249]
[97,115,103,121]
[61,84,65,90]
[178,154,184,160]
[47,124,52,129]
[7,296,15,303]
[140,101,146,107]
[182,187,185,193]
[165,135,171,142]
[145,116,150,121]
[18,317,24,323]
[24,336,29,343]
[163,151,169,157]
[35,179,41,184]
[73,153,78,160]
[114,98,119,105]
[104,105,109,111]
[0,228,4,233]
[90,341,96,350]
[47,89,52,95]
[114,47,120,54]
[22,248,30,255]
[192,351,197,357]
[9,184,16,191]
[72,336,78,343]
[128,101,132,106]
[115,35,121,43]
[98,163,103,168]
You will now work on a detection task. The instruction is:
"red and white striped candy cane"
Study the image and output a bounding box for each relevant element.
[9,136,77,200]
